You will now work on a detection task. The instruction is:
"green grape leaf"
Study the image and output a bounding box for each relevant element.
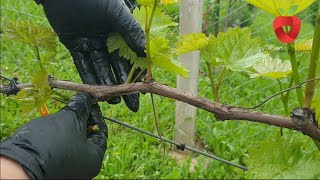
[1,21,58,51]
[107,7,177,70]
[137,0,155,6]
[15,89,39,115]
[278,8,287,15]
[248,57,292,79]
[287,5,299,15]
[201,35,220,65]
[161,0,180,4]
[107,5,182,76]
[245,136,320,179]
[176,33,208,55]
[201,27,267,72]
[107,33,137,60]
[295,39,313,53]
[150,37,188,77]
[107,33,148,69]
[42,51,58,66]
[133,7,178,37]
[32,70,50,90]
[246,0,315,16]
[15,70,51,115]
[31,70,51,110]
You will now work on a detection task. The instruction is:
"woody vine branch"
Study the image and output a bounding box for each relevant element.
[1,77,319,143]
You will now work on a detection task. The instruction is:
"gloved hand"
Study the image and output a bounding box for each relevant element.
[0,93,107,179]
[35,0,146,112]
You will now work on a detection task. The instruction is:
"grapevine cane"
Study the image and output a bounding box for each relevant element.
[0,74,248,170]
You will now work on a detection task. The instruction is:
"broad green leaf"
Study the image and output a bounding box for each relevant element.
[32,70,50,90]
[201,35,220,65]
[287,5,299,15]
[249,57,292,79]
[161,0,180,4]
[15,89,39,115]
[150,37,188,77]
[201,27,267,72]
[133,7,178,37]
[107,33,137,60]
[1,21,58,51]
[227,53,268,72]
[246,0,315,16]
[137,0,179,6]
[31,70,51,110]
[15,70,51,115]
[176,33,208,55]
[107,7,177,70]
[42,51,58,65]
[107,33,148,69]
[107,6,181,76]
[137,0,155,6]
[295,39,313,53]
[245,136,320,179]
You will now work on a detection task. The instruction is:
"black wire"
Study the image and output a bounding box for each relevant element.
[248,77,320,109]
[0,74,13,82]
[103,115,248,171]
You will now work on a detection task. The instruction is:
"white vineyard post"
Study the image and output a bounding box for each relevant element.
[175,0,204,153]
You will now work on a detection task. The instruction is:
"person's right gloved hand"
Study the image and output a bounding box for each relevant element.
[0,93,107,179]
[34,0,146,112]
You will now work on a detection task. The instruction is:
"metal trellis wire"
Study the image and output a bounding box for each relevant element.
[103,115,249,171]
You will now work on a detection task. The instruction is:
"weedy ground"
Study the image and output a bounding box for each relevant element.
[0,0,316,178]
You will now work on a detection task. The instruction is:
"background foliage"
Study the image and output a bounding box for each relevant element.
[1,0,319,178]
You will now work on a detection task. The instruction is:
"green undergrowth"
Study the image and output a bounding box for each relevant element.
[1,0,318,179]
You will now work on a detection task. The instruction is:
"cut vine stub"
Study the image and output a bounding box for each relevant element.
[273,16,301,43]
[290,108,317,127]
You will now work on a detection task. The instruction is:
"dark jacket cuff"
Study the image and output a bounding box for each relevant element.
[0,141,43,179]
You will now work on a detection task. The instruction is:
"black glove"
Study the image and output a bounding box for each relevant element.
[35,0,146,112]
[0,93,107,179]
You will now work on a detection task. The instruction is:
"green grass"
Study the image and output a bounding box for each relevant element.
[0,0,318,179]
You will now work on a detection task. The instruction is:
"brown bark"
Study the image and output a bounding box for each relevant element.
[1,78,319,142]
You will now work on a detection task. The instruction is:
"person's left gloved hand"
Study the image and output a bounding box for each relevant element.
[34,0,146,112]
[0,93,107,179]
